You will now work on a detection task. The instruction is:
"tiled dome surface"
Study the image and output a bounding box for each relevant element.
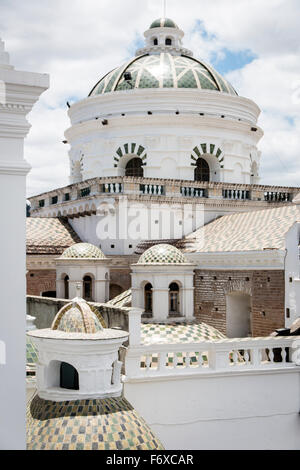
[27,395,164,450]
[60,243,105,259]
[150,17,178,29]
[51,299,106,333]
[138,243,187,264]
[89,53,237,96]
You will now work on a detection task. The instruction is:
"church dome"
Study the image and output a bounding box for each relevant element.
[51,298,106,333]
[150,17,178,29]
[89,53,237,96]
[60,242,105,259]
[27,395,164,450]
[138,243,188,264]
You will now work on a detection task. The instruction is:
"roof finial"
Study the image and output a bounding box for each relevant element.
[163,0,167,18]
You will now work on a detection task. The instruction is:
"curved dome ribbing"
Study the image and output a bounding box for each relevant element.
[89,53,237,96]
[60,243,106,259]
[150,18,178,29]
[138,244,188,264]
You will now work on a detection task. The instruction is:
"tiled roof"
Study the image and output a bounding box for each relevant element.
[27,395,163,450]
[106,289,132,308]
[26,217,81,255]
[181,204,300,253]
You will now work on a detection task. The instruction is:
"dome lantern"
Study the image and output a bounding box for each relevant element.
[27,297,128,402]
[135,17,192,57]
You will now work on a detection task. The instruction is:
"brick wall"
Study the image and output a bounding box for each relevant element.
[27,270,56,296]
[194,269,285,337]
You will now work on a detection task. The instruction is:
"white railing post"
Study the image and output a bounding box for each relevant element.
[128,308,143,346]
[208,343,230,370]
[291,339,300,365]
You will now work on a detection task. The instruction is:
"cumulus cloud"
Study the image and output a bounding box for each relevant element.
[0,0,299,195]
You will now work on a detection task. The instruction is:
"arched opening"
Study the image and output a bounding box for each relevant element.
[109,283,123,300]
[60,362,79,390]
[83,275,93,301]
[169,282,180,315]
[41,291,56,298]
[226,292,252,338]
[194,158,210,182]
[144,283,153,313]
[165,37,172,46]
[64,275,69,299]
[153,37,158,46]
[125,157,144,177]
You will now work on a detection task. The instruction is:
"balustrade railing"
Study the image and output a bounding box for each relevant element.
[140,184,165,195]
[125,336,300,379]
[264,191,290,202]
[101,182,123,194]
[181,187,206,198]
[223,189,250,200]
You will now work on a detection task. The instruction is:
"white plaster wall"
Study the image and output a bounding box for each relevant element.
[124,369,300,450]
[65,89,262,185]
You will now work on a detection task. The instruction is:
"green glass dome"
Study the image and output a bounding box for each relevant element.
[60,243,106,259]
[150,18,178,29]
[89,53,237,96]
[138,243,188,264]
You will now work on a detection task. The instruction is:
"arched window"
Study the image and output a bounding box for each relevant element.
[194,158,210,182]
[144,283,153,313]
[83,275,93,301]
[125,158,144,177]
[169,282,179,314]
[165,38,172,46]
[153,37,158,45]
[64,275,69,299]
[60,362,79,390]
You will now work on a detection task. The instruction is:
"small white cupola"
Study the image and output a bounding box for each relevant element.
[56,243,110,303]
[131,244,195,323]
[27,298,129,402]
[136,18,193,57]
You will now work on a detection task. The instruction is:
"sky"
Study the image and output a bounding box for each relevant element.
[0,0,299,196]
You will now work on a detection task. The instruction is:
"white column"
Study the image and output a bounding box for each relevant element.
[0,39,49,449]
[152,288,169,321]
[128,308,143,346]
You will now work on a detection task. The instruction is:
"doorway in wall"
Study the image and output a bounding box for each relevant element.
[226,292,252,337]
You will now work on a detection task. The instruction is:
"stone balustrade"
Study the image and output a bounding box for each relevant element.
[139,184,165,195]
[29,176,298,212]
[222,189,250,200]
[181,187,206,198]
[125,335,300,379]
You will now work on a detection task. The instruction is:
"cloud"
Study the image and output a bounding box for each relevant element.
[0,0,299,195]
